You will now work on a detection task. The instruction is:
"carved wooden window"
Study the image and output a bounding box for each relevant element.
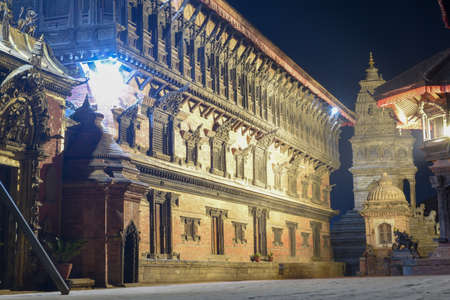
[323,235,330,249]
[232,222,247,244]
[253,147,267,187]
[102,0,114,22]
[251,208,268,256]
[312,182,321,202]
[378,223,392,244]
[186,140,198,165]
[310,221,322,259]
[288,171,297,196]
[287,222,298,257]
[272,228,283,247]
[301,232,310,248]
[206,207,227,255]
[274,170,282,190]
[211,216,224,255]
[181,217,200,241]
[301,181,309,199]
[149,191,175,257]
[236,155,245,179]
[211,140,226,175]
[150,110,172,160]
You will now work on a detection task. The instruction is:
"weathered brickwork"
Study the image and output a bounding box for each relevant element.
[2,0,356,287]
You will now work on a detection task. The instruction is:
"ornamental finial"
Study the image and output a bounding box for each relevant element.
[369,51,375,68]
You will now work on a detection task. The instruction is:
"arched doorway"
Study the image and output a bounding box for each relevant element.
[123,222,139,284]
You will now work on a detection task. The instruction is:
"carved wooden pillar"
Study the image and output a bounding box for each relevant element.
[431,176,450,242]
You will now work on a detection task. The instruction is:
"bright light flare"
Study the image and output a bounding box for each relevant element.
[330,106,339,117]
[80,59,128,133]
[445,125,450,137]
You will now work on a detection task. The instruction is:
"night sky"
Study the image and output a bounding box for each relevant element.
[226,0,450,215]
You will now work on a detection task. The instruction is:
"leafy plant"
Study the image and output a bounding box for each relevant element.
[267,252,273,258]
[254,252,261,258]
[46,237,86,263]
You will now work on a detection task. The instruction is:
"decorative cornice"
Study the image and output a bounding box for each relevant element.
[135,160,336,222]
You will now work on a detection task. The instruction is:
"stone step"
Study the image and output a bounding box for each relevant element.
[69,278,95,289]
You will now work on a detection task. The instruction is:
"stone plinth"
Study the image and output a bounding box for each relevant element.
[139,260,344,284]
[331,210,366,276]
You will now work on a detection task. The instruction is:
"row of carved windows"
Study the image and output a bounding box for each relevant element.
[148,191,325,259]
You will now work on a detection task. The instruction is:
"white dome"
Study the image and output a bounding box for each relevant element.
[367,173,407,202]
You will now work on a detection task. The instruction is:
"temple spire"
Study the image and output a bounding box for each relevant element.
[369,51,375,68]
[365,51,380,81]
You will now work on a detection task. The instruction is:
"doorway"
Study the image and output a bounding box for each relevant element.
[123,222,139,284]
[0,164,16,289]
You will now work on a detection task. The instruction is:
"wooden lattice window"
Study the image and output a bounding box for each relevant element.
[272,228,283,247]
[211,216,224,255]
[378,223,392,244]
[301,232,310,248]
[211,140,226,175]
[232,222,247,244]
[149,191,174,256]
[288,172,297,196]
[150,110,172,160]
[252,209,268,256]
[181,217,200,241]
[206,207,227,255]
[253,147,267,187]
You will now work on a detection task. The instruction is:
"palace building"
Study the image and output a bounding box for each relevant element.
[1,0,354,288]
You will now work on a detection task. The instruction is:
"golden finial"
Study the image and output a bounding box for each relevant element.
[369,51,375,68]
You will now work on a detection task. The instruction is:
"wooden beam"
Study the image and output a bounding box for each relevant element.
[204,107,215,118]
[188,100,201,113]
[172,0,190,22]
[213,111,225,123]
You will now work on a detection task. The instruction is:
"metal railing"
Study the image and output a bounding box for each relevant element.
[0,181,70,295]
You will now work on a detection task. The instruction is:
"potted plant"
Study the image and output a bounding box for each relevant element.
[46,237,86,280]
[267,252,274,262]
[253,252,261,262]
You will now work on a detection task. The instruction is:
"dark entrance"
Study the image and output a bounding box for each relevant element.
[0,165,17,289]
[123,222,139,284]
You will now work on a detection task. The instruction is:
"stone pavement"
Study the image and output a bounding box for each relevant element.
[1,276,450,300]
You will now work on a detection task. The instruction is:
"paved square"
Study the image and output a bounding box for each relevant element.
[1,276,450,300]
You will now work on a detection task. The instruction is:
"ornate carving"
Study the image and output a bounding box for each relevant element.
[17,7,38,37]
[0,65,49,150]
[301,232,310,247]
[212,118,234,143]
[256,129,278,149]
[392,229,419,257]
[153,85,189,116]
[205,206,228,218]
[232,222,247,244]
[180,216,201,242]
[118,100,141,147]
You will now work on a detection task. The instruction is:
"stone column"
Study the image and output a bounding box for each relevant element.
[431,176,449,243]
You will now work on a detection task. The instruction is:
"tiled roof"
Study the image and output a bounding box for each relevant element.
[374,48,450,100]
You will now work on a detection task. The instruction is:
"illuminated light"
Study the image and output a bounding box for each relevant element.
[444,125,450,137]
[330,106,339,116]
[80,59,130,133]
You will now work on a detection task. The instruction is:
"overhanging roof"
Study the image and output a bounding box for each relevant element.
[200,0,355,123]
